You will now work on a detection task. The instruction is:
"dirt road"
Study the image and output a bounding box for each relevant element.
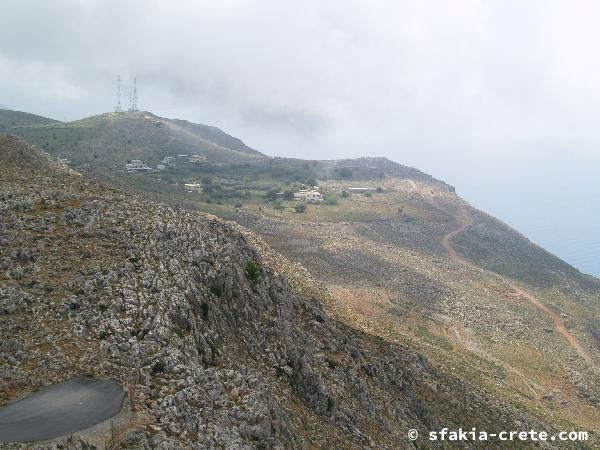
[442,203,593,365]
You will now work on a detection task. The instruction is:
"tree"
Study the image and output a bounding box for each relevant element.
[294,203,306,213]
[264,189,280,201]
[336,168,353,179]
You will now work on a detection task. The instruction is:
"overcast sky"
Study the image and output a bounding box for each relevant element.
[1,0,600,274]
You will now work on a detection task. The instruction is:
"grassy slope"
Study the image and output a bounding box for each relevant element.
[0,109,59,126]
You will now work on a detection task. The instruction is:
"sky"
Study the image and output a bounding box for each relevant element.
[1,0,599,276]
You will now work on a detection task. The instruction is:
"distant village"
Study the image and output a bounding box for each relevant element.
[124,153,207,173]
[122,155,386,206]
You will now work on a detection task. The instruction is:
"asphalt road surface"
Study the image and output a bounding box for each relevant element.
[0,377,124,443]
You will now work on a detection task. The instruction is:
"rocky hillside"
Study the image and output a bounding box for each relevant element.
[1,134,573,449]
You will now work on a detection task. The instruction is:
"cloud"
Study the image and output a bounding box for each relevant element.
[2,0,600,170]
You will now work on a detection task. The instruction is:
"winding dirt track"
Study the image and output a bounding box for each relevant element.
[442,203,593,366]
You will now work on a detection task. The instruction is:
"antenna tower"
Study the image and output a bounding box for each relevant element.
[115,75,122,112]
[130,76,138,112]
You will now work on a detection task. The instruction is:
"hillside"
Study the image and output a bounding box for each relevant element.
[0,110,262,165]
[3,133,575,448]
[0,109,59,127]
[3,110,600,447]
[2,109,449,212]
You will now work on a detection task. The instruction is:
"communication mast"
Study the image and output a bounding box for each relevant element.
[115,75,122,112]
[129,76,138,112]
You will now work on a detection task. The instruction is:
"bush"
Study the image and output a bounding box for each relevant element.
[336,168,353,179]
[273,202,285,211]
[323,193,337,205]
[341,190,349,198]
[152,360,166,374]
[234,202,243,209]
[244,260,261,285]
[294,203,306,213]
[264,189,280,201]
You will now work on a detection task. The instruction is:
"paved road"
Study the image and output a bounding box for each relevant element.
[0,377,124,443]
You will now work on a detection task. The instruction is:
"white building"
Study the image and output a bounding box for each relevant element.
[188,154,207,164]
[162,156,176,166]
[294,189,322,203]
[156,164,166,170]
[125,160,152,173]
[348,187,377,193]
[293,189,308,200]
[305,190,323,203]
[184,183,203,193]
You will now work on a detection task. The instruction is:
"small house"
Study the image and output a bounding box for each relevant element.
[125,160,152,173]
[184,183,203,193]
[305,190,323,203]
[188,154,207,164]
[162,156,176,166]
[294,189,322,203]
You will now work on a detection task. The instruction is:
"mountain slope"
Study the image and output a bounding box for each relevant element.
[232,176,600,438]
[1,110,262,165]
[0,109,59,127]
[5,108,600,447]
[1,133,567,448]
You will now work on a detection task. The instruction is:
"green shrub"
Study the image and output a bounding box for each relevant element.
[201,301,210,319]
[152,360,166,374]
[210,285,223,297]
[98,331,110,340]
[294,203,306,213]
[244,260,261,285]
[264,189,280,201]
[336,168,353,179]
[323,193,338,205]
